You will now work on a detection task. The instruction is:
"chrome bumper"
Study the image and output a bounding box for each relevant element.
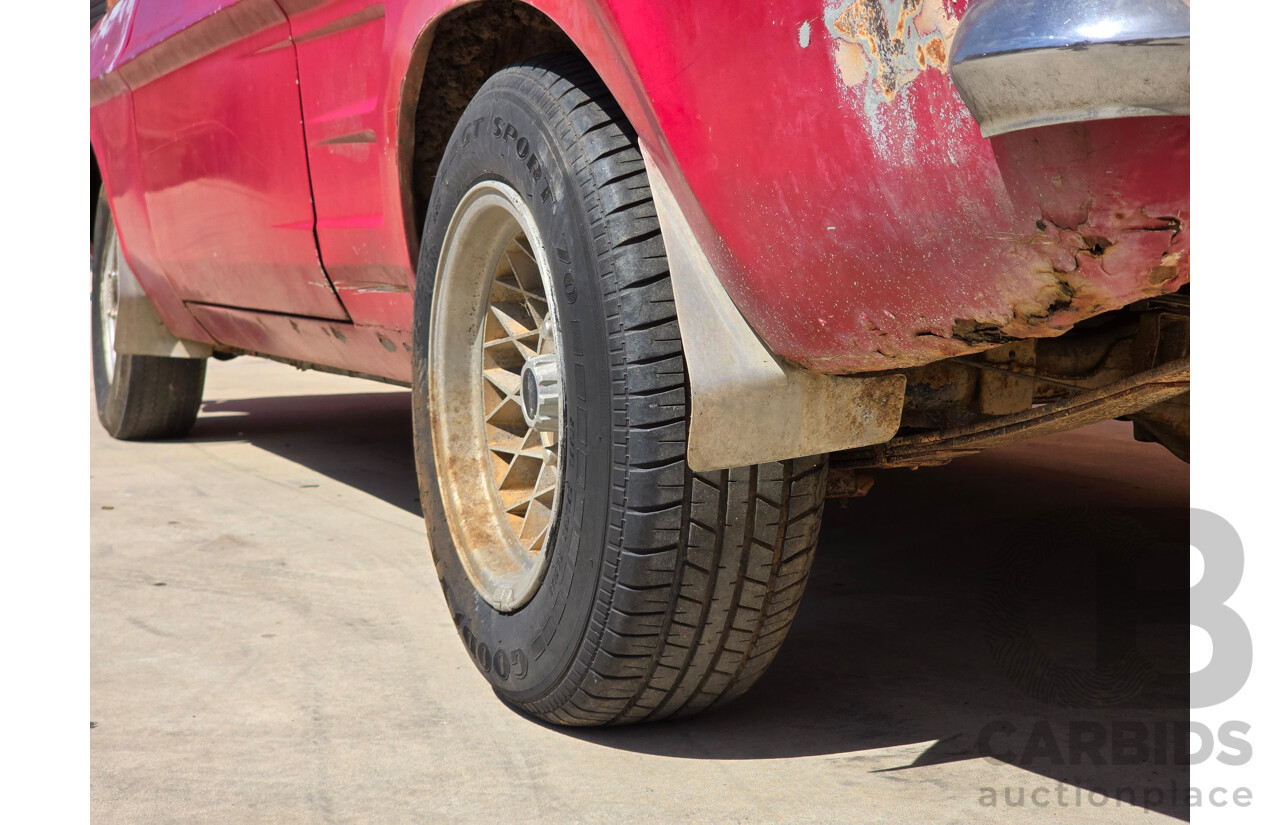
[948,0,1190,137]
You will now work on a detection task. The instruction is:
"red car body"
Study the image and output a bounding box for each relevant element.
[90,0,1189,382]
[88,0,1191,729]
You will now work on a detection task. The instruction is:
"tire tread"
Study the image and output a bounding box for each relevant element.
[497,56,827,726]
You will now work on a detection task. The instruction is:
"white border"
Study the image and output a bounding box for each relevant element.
[10,1,1269,821]
[1192,1,1275,821]
[1,5,90,823]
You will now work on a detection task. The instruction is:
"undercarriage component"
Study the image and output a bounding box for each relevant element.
[839,295,1191,471]
[825,466,875,501]
[841,359,1189,470]
[1131,396,1190,462]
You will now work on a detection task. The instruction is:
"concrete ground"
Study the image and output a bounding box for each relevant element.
[91,358,1190,824]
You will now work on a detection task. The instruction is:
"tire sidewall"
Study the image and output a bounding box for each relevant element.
[412,78,618,702]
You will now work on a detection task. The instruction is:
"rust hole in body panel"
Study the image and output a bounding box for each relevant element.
[1082,236,1114,257]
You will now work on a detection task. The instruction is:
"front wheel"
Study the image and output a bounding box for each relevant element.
[412,55,827,725]
[91,191,206,440]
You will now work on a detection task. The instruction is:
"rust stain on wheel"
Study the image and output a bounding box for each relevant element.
[428,181,564,612]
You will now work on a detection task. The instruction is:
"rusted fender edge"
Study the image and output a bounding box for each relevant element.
[949,0,1190,137]
[643,145,906,472]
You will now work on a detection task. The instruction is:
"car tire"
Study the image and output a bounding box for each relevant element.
[412,54,827,725]
[91,190,207,440]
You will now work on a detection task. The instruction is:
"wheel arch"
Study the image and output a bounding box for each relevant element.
[393,2,906,470]
[395,0,679,262]
[398,0,578,258]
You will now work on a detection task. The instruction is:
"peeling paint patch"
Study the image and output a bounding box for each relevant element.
[824,0,958,107]
[799,20,812,48]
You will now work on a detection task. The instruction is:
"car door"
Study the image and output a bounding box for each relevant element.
[120,0,349,320]
[279,0,413,329]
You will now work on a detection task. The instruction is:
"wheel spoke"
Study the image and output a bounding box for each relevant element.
[488,279,533,306]
[534,460,557,500]
[482,365,521,399]
[483,240,561,558]
[511,337,539,362]
[483,338,528,374]
[486,396,526,430]
[505,244,542,294]
[519,496,552,544]
[430,180,565,611]
[488,302,536,338]
[486,419,525,449]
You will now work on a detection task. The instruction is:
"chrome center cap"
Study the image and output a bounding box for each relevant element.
[520,353,561,432]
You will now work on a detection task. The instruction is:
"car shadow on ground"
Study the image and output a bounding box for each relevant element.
[189,393,1190,819]
[191,391,424,517]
